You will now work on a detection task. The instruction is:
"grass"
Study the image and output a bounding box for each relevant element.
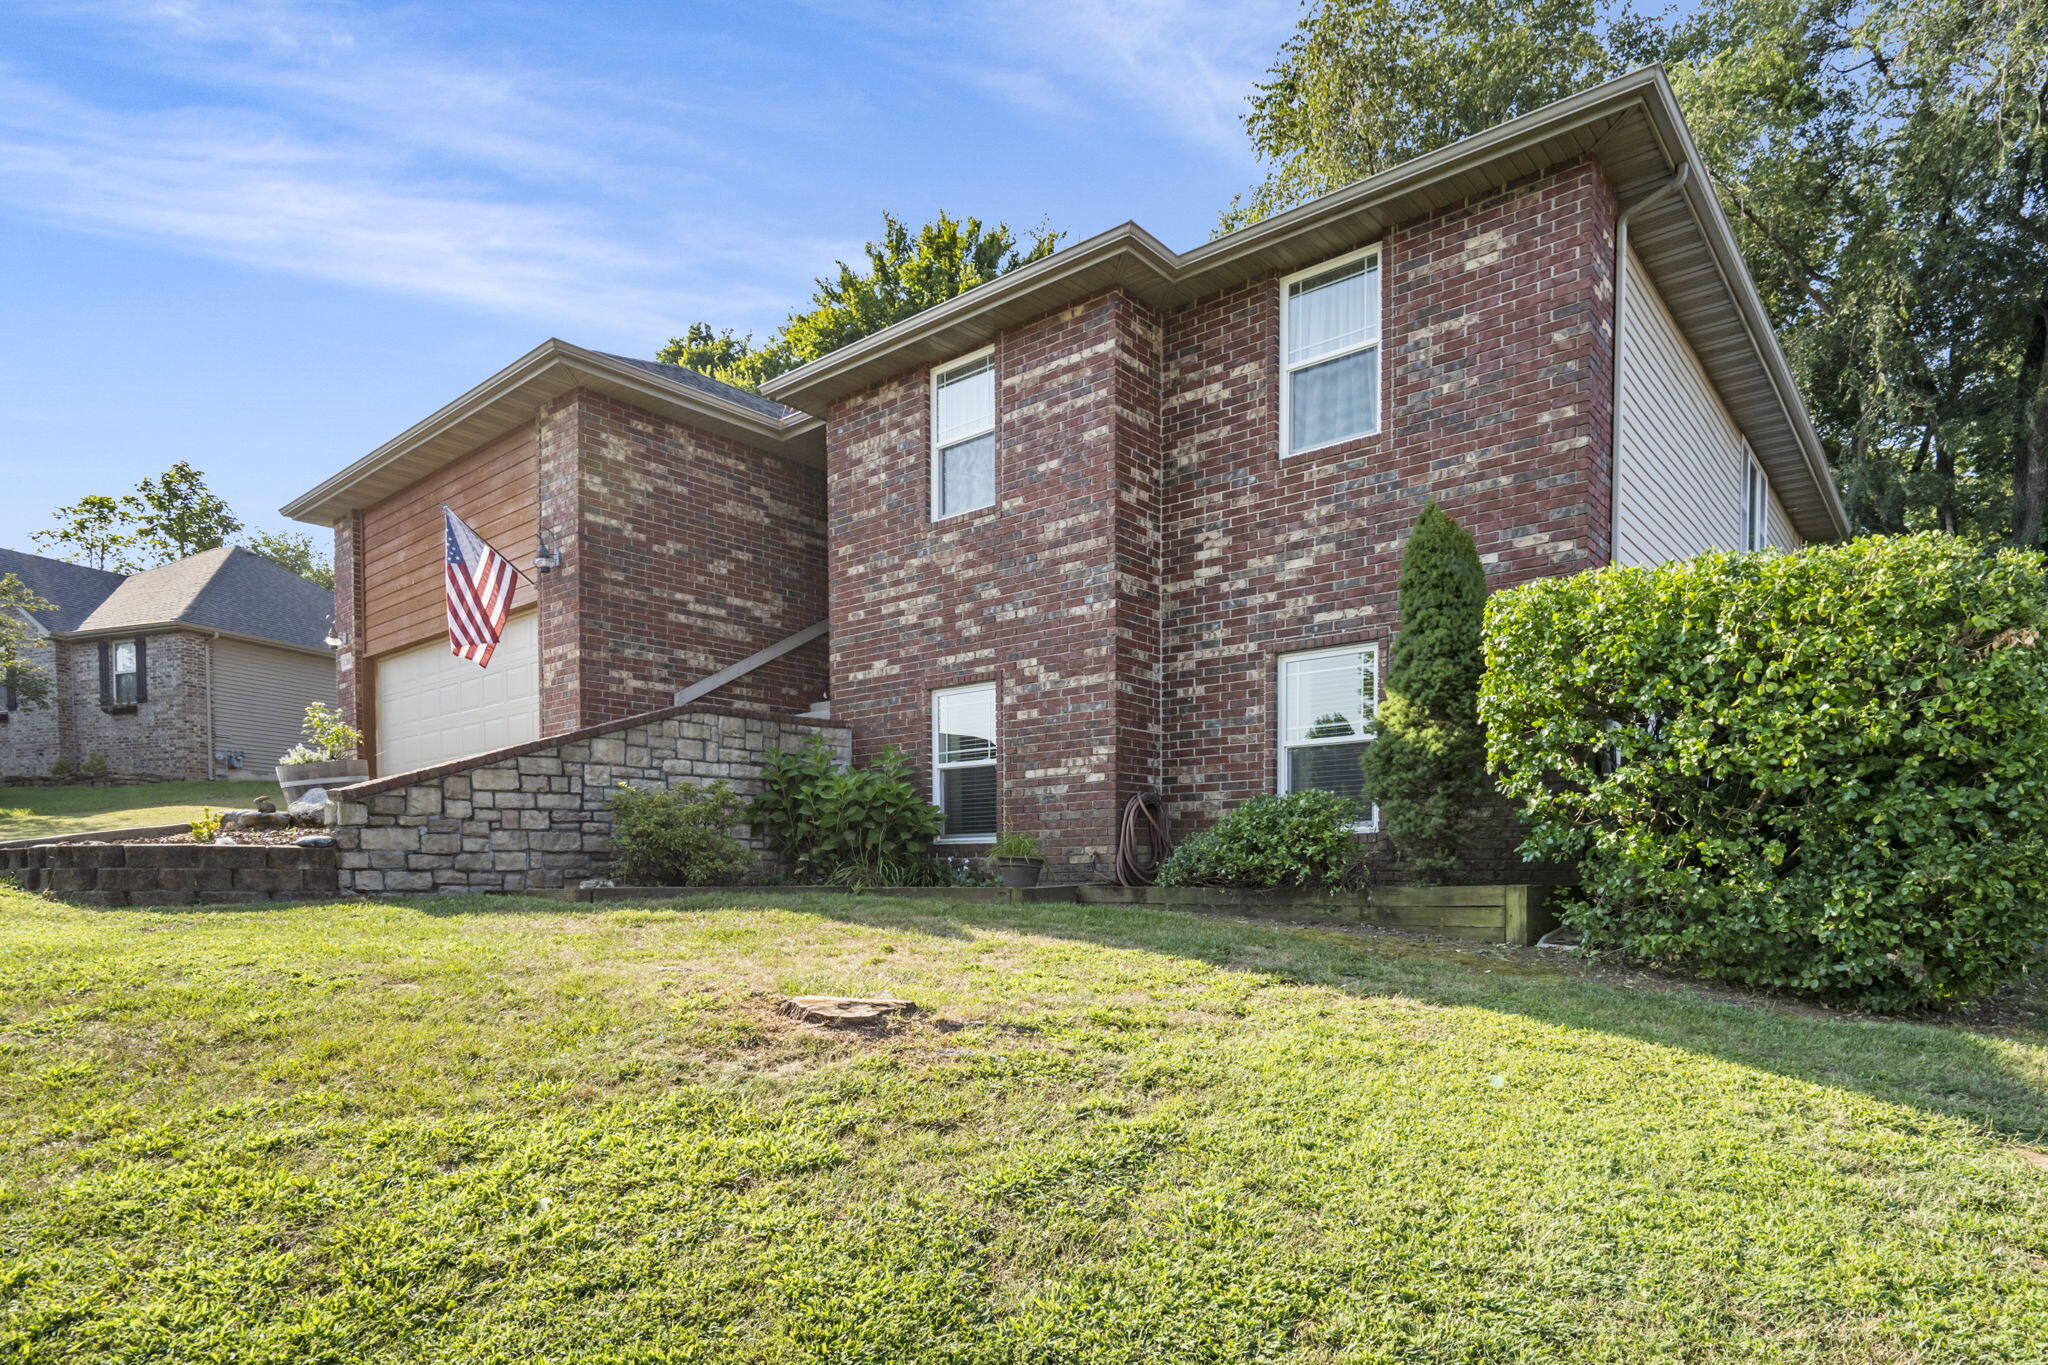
[0,888,2045,1363]
[0,781,283,841]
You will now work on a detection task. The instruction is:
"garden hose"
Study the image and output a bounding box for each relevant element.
[1113,791,1168,886]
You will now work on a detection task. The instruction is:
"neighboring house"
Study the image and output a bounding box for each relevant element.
[0,546,337,781]
[284,68,1848,876]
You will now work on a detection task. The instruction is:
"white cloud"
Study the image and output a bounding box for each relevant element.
[0,0,837,336]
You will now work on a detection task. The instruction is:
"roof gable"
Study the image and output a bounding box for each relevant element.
[0,548,126,634]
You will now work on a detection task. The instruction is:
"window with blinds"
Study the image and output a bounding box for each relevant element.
[932,350,996,520]
[1276,643,1377,824]
[1280,246,1382,456]
[932,682,997,840]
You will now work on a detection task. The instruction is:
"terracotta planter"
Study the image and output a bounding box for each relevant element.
[993,856,1044,889]
[275,758,370,799]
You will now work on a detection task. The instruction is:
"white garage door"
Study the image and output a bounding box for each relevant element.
[374,612,539,775]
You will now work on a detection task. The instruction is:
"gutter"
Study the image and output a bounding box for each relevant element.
[1609,162,1692,560]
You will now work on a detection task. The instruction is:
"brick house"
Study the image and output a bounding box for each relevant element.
[0,546,337,781]
[284,70,1848,880]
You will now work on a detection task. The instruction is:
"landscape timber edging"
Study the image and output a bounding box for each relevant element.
[487,882,1557,945]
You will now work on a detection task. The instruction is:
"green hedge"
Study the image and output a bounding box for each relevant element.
[1480,534,2048,1010]
[1158,791,1360,890]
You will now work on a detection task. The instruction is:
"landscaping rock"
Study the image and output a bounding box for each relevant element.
[780,996,917,1028]
[289,789,331,826]
[295,835,337,849]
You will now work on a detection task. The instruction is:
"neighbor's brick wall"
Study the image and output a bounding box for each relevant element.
[63,631,214,780]
[329,704,849,893]
[0,639,62,778]
[827,291,1163,877]
[1157,158,1618,840]
[566,390,828,725]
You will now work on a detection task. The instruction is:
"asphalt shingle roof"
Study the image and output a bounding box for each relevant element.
[2,545,333,651]
[0,548,126,633]
[596,352,804,424]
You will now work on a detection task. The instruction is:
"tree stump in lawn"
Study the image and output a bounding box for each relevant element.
[780,996,917,1028]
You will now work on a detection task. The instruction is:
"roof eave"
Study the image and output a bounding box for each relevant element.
[282,340,824,526]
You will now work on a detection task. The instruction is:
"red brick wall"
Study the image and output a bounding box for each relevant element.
[566,390,828,724]
[827,157,1618,874]
[827,292,1162,871]
[1159,160,1618,835]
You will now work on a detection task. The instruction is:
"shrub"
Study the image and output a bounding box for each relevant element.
[605,782,752,886]
[987,832,1044,861]
[48,757,71,779]
[1482,533,2048,1010]
[1157,791,1360,889]
[81,751,108,777]
[189,808,222,845]
[748,736,944,883]
[282,703,363,765]
[1362,502,1489,882]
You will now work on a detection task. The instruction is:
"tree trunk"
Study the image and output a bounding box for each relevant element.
[2013,297,2048,550]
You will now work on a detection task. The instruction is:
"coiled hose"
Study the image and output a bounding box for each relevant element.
[1113,791,1168,886]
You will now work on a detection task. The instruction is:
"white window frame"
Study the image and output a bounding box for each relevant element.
[1741,446,1768,551]
[930,347,997,522]
[1275,642,1380,831]
[112,639,139,705]
[931,680,998,843]
[1278,244,1383,458]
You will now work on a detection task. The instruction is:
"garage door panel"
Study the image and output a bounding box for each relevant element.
[374,612,539,774]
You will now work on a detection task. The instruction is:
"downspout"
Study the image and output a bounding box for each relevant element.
[1609,162,1692,561]
[204,632,219,780]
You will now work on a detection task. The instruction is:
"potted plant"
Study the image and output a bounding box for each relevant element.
[987,831,1047,889]
[275,702,369,801]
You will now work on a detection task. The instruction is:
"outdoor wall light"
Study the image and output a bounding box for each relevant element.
[534,536,563,574]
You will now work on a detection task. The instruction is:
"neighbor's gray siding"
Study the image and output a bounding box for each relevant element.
[1613,249,1802,564]
[209,637,338,776]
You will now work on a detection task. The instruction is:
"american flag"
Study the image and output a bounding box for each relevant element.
[443,506,518,666]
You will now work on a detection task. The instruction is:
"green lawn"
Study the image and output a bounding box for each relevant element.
[1,889,2044,1363]
[0,781,282,841]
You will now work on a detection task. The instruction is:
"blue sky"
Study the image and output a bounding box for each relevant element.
[0,0,1301,554]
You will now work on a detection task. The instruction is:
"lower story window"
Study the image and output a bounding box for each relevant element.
[112,640,139,705]
[933,682,997,840]
[1277,643,1378,812]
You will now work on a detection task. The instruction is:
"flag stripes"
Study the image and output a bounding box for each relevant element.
[443,506,518,667]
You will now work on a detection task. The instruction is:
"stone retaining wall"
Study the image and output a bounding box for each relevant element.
[1,842,339,906]
[328,704,851,894]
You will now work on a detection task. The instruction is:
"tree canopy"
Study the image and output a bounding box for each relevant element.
[657,212,1063,392]
[1231,0,2048,547]
[31,464,331,587]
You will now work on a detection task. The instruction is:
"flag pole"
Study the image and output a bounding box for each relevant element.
[442,505,542,587]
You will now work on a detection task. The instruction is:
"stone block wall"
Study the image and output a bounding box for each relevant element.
[1,842,339,906]
[328,703,850,894]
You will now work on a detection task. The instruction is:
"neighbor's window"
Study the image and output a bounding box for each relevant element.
[112,640,139,705]
[1277,644,1377,814]
[1281,246,1381,456]
[932,681,997,840]
[1742,448,1768,551]
[932,349,996,519]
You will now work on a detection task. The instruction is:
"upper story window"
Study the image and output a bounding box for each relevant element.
[932,681,997,841]
[111,639,142,705]
[1741,448,1768,551]
[1277,643,1377,820]
[1281,246,1381,457]
[932,349,996,520]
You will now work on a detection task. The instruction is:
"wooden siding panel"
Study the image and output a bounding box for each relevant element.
[209,638,339,775]
[360,427,538,657]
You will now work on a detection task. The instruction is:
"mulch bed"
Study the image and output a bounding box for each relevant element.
[111,829,317,847]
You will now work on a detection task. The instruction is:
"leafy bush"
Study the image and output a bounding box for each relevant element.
[1482,534,2048,1010]
[282,702,363,765]
[748,736,944,883]
[189,808,222,845]
[1157,791,1360,889]
[605,782,752,886]
[48,757,70,779]
[987,831,1044,860]
[81,751,109,777]
[1362,501,1489,882]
